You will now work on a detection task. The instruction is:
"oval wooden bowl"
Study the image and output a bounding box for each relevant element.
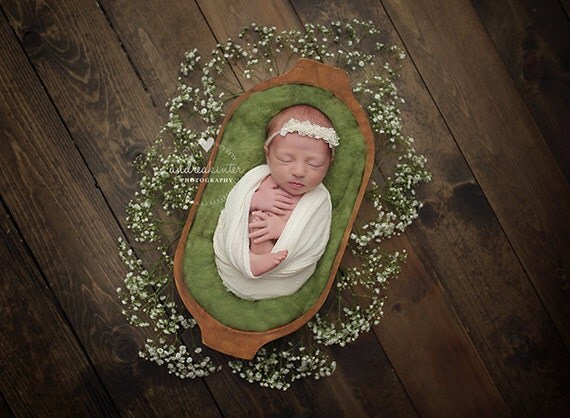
[174,59,375,359]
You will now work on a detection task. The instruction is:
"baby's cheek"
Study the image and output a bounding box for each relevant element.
[318,166,329,179]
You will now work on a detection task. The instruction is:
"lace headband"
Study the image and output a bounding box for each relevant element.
[265,118,340,153]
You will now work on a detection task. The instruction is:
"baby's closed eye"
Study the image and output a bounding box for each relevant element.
[307,159,326,168]
[276,155,293,163]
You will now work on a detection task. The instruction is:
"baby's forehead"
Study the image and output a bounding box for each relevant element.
[270,133,331,155]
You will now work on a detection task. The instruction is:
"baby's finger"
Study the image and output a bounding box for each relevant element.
[249,220,267,230]
[249,228,267,239]
[252,210,270,220]
[268,207,285,215]
[275,190,293,200]
[253,234,271,244]
[274,200,294,209]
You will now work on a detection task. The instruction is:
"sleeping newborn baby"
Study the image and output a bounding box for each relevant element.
[213,105,338,300]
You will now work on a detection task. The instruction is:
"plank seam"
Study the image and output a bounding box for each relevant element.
[95,0,158,109]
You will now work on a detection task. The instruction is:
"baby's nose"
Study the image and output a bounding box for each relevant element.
[291,161,305,177]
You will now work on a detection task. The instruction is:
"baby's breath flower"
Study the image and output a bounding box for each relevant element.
[228,342,336,390]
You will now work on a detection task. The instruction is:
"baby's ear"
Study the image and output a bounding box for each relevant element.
[263,144,269,157]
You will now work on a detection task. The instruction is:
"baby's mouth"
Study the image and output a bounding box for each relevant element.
[288,181,304,189]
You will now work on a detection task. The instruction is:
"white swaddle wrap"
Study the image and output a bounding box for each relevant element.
[213,164,332,300]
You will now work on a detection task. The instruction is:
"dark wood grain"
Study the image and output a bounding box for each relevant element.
[561,0,570,17]
[97,0,217,115]
[323,333,417,418]
[0,390,14,418]
[0,200,118,417]
[381,0,570,352]
[196,0,302,89]
[196,0,300,42]
[377,0,570,415]
[0,6,221,417]
[382,234,512,417]
[1,0,162,223]
[470,0,570,183]
[1,0,568,416]
[200,333,417,418]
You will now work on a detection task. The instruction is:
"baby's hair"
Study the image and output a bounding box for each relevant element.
[266,105,334,138]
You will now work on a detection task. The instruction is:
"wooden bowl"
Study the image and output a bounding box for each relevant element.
[174,59,375,359]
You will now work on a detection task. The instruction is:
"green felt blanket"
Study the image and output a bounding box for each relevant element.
[183,83,366,331]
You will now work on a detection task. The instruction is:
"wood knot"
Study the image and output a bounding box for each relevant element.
[418,202,439,228]
[111,327,140,364]
[448,182,492,228]
[391,301,406,316]
[22,31,43,52]
[125,144,146,165]
[522,50,542,82]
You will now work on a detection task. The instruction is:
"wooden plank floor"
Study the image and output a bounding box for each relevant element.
[0,0,568,417]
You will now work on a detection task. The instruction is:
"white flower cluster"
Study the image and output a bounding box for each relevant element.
[228,342,336,390]
[117,19,431,389]
[117,238,219,378]
[309,250,405,346]
[141,338,220,379]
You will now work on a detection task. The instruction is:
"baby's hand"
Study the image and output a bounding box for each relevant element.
[251,177,294,215]
[248,210,286,244]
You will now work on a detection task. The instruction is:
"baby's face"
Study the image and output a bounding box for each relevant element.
[265,132,332,196]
